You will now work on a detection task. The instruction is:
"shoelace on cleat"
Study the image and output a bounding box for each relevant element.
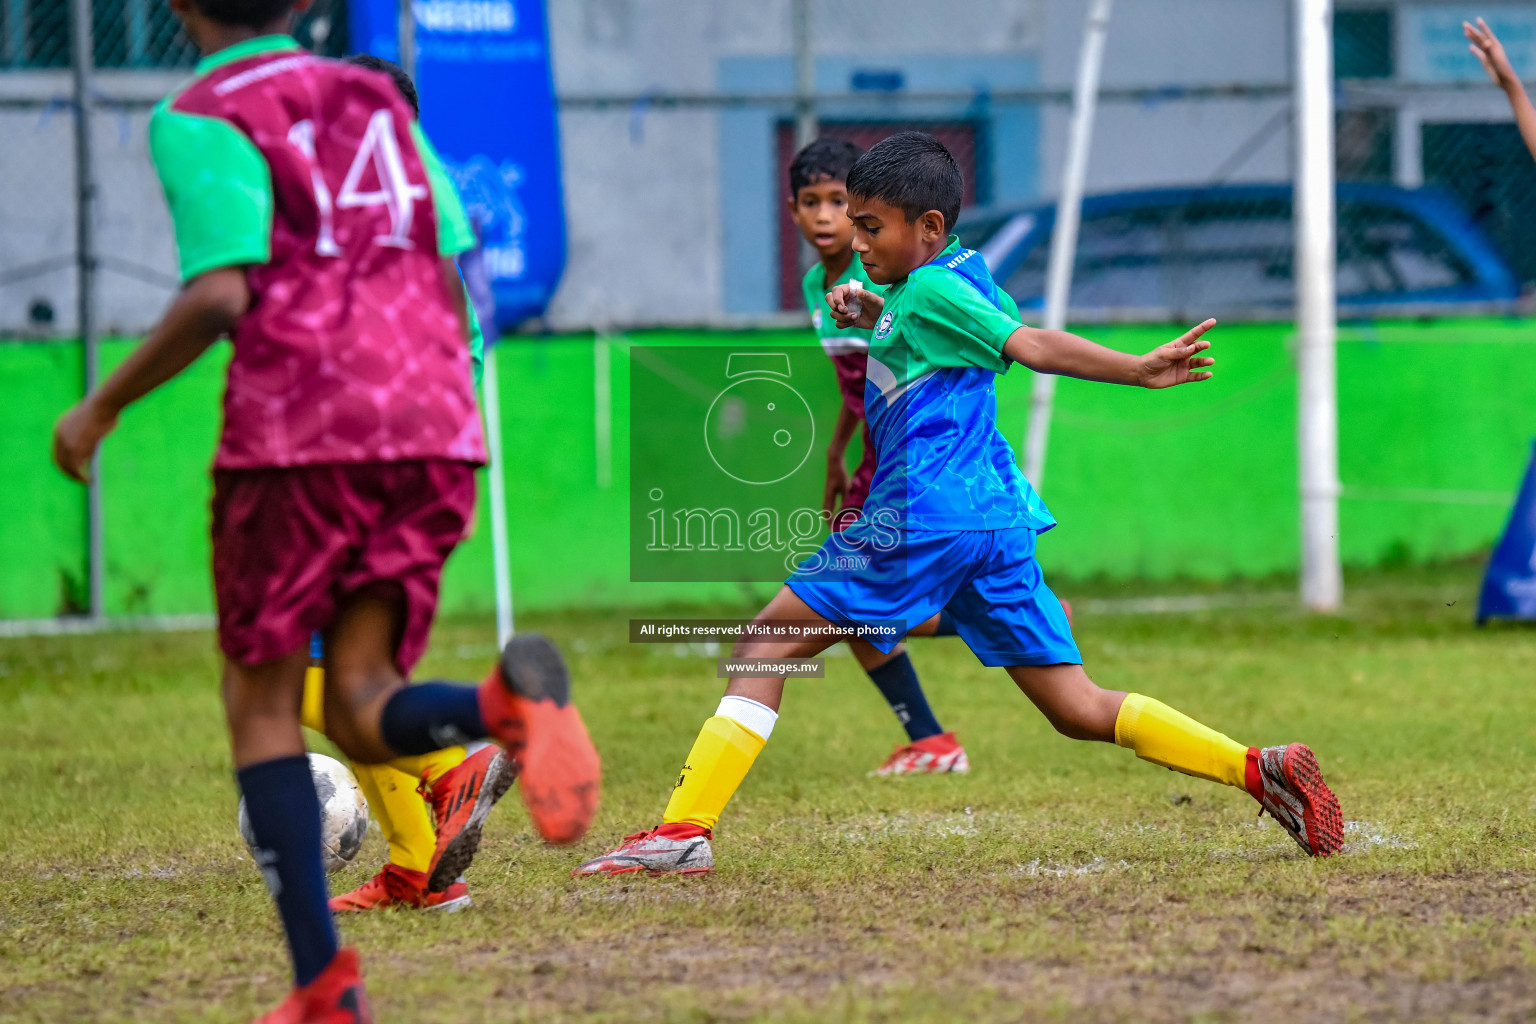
[618,828,660,847]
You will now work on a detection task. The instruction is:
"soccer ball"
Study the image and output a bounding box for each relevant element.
[237,752,369,874]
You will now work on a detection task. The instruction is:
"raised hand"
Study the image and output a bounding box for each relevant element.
[826,283,883,331]
[1466,18,1520,92]
[1137,319,1216,390]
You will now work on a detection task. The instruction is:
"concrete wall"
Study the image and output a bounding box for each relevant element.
[1038,0,1292,196]
[6,0,1506,334]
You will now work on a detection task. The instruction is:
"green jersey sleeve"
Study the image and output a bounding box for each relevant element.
[149,104,273,281]
[411,124,475,258]
[904,267,1023,373]
[463,280,485,389]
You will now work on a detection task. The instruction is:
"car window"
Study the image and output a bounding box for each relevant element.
[1004,205,1175,309]
[1335,201,1475,297]
[1001,194,1477,312]
[1171,198,1295,310]
[955,214,1016,252]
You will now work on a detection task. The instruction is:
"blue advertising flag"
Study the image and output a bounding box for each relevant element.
[349,0,567,332]
[1477,440,1536,623]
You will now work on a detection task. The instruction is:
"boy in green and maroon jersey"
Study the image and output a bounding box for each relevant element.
[50,0,599,1018]
[788,138,968,777]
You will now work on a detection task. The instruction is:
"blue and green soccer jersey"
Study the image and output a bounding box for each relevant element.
[861,236,1054,532]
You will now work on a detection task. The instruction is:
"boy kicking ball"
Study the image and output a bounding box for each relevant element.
[51,2,600,1019]
[789,136,969,777]
[576,132,1341,879]
[301,636,516,913]
[284,55,507,916]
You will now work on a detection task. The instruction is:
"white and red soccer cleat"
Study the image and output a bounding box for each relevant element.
[869,731,970,777]
[1251,743,1344,857]
[572,824,714,877]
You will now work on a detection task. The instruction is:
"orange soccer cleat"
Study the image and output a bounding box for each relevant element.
[251,947,371,1024]
[329,864,470,913]
[423,745,519,892]
[477,634,601,845]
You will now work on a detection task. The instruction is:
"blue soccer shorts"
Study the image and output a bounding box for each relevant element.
[785,523,1080,668]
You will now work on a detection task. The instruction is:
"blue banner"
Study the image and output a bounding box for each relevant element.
[349,0,567,332]
[1477,440,1536,623]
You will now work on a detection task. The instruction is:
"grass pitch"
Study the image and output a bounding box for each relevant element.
[3,562,1535,1022]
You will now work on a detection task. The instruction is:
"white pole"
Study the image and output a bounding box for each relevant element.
[1024,0,1113,490]
[791,0,816,150]
[1294,0,1342,611]
[397,0,415,79]
[594,335,612,489]
[71,0,103,621]
[482,345,515,646]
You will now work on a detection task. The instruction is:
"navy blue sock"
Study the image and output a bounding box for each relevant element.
[236,756,339,988]
[866,651,943,742]
[933,609,959,636]
[378,680,487,755]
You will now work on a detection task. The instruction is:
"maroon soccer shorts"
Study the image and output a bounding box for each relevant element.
[828,352,879,533]
[211,459,477,671]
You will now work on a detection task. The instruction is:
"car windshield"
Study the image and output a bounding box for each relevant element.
[955,214,1017,252]
[1000,194,1478,313]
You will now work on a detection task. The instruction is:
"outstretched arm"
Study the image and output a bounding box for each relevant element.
[1002,319,1216,389]
[53,267,249,482]
[1466,18,1536,165]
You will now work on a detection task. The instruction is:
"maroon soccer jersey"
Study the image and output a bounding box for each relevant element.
[150,38,485,470]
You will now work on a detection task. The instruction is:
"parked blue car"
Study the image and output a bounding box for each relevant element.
[955,183,1521,319]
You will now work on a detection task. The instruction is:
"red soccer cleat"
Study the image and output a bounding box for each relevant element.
[329,864,471,913]
[477,634,601,845]
[1249,743,1344,858]
[869,731,971,777]
[251,947,371,1024]
[423,745,519,892]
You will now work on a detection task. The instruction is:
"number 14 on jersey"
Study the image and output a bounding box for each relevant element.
[287,108,429,256]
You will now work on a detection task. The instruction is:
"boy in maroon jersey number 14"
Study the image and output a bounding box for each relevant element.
[50,0,601,1021]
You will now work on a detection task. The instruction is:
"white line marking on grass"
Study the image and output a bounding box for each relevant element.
[1076,593,1294,616]
[1016,857,1128,878]
[1342,820,1417,853]
[0,614,215,638]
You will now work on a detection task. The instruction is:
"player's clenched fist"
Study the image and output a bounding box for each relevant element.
[53,400,117,483]
[826,282,883,331]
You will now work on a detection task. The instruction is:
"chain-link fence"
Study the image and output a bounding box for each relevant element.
[545,0,1536,328]
[4,0,1536,624]
[0,0,346,340]
[7,0,1536,335]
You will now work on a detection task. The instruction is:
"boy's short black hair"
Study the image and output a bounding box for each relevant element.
[788,137,863,198]
[845,131,964,233]
[189,0,293,29]
[348,54,419,118]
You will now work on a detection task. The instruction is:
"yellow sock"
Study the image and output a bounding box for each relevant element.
[351,762,436,874]
[662,697,778,831]
[1114,693,1249,790]
[389,747,468,787]
[301,665,449,873]
[300,665,326,733]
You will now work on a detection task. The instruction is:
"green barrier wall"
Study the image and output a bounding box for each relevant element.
[3,321,1533,620]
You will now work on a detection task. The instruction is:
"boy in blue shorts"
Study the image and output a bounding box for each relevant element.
[789,136,967,777]
[576,132,1342,877]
